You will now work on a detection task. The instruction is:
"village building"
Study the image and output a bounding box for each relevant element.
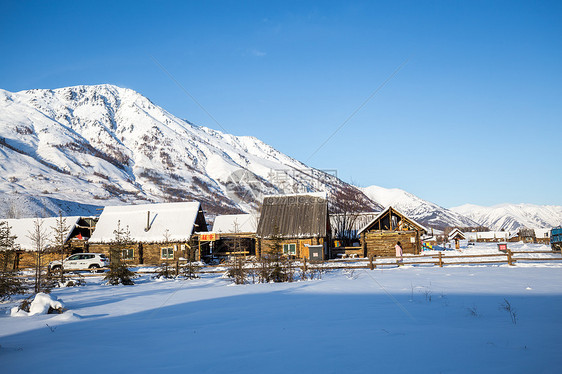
[88,202,207,265]
[357,206,428,257]
[256,192,330,261]
[330,211,380,257]
[447,228,466,250]
[534,228,551,245]
[1,216,85,269]
[204,213,259,260]
[465,231,518,242]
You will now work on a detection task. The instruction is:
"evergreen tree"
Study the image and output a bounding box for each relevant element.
[104,220,135,285]
[0,221,25,300]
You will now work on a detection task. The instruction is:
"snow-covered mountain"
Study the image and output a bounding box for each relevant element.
[361,185,479,230]
[0,84,380,218]
[450,203,562,231]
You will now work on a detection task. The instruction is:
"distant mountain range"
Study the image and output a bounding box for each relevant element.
[1,84,560,231]
[450,203,562,232]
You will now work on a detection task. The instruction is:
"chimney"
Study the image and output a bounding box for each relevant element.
[145,211,151,232]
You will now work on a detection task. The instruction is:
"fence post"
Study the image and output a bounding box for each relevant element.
[507,249,514,266]
[438,252,443,267]
[369,255,374,270]
[176,260,179,276]
[303,257,307,273]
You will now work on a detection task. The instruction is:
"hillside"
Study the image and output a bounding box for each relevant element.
[0,84,380,218]
[361,185,479,230]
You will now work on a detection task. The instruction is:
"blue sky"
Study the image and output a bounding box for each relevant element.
[1,0,560,207]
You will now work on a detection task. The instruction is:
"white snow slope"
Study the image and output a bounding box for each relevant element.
[361,185,479,230]
[0,85,379,218]
[451,203,562,231]
[1,250,562,373]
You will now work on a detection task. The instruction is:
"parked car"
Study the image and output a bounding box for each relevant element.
[49,253,110,272]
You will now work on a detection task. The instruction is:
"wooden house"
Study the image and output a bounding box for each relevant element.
[518,228,536,243]
[534,229,550,245]
[256,192,330,260]
[2,216,83,269]
[357,206,428,257]
[465,231,518,243]
[447,228,466,249]
[205,213,259,260]
[88,202,207,265]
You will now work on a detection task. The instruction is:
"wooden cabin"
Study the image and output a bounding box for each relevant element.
[518,228,536,243]
[2,216,83,269]
[204,213,258,260]
[447,228,466,250]
[357,206,427,257]
[88,202,207,265]
[256,192,330,260]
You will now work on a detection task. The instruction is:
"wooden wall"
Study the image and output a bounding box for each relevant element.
[362,230,420,257]
[258,237,324,259]
[89,242,195,265]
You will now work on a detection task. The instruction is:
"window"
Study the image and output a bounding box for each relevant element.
[283,243,296,255]
[161,247,174,260]
[122,248,134,260]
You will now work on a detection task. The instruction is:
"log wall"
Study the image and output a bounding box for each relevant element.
[258,237,324,259]
[363,230,420,257]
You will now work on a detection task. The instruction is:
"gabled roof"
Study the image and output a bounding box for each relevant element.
[212,214,258,234]
[448,228,466,240]
[89,202,205,244]
[357,206,428,235]
[2,216,81,251]
[257,193,329,239]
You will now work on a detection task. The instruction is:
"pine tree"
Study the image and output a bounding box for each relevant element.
[104,220,135,285]
[0,221,25,300]
[266,224,288,282]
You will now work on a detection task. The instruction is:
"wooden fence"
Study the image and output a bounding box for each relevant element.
[14,250,562,280]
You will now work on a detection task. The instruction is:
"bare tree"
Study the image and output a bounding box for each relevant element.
[27,218,52,293]
[50,211,70,284]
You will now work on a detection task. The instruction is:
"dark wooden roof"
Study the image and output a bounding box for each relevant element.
[358,206,427,234]
[257,194,329,239]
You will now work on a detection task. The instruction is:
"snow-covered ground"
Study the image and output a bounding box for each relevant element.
[1,243,561,373]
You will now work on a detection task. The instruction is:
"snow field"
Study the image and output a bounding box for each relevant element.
[1,261,561,373]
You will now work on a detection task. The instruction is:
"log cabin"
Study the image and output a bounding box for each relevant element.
[447,228,466,249]
[88,202,207,265]
[204,213,259,260]
[2,216,84,269]
[358,206,428,257]
[256,192,330,260]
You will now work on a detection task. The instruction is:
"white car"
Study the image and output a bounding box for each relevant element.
[49,253,110,272]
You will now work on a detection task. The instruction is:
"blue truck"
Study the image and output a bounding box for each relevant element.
[551,227,562,251]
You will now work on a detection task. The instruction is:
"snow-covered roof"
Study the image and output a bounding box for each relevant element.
[448,228,466,240]
[89,202,203,244]
[535,229,550,238]
[465,231,518,240]
[212,214,258,234]
[1,216,81,251]
[357,206,428,235]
